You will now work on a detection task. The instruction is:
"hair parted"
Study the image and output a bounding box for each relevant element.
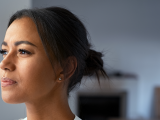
[8,6,108,94]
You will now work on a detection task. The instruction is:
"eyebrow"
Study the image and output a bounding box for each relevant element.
[1,41,37,47]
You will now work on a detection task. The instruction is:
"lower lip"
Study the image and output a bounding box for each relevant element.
[1,81,17,87]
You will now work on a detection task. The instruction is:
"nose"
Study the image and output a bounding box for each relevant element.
[0,53,16,72]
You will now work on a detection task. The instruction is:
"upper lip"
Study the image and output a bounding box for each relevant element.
[1,77,17,83]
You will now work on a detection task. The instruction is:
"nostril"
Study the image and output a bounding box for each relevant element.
[4,68,9,70]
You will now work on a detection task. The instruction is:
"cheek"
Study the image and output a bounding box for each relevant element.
[17,57,57,99]
[18,55,54,78]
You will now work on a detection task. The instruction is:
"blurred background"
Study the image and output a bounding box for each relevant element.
[0,0,160,120]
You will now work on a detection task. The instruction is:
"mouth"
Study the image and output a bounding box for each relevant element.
[1,77,17,87]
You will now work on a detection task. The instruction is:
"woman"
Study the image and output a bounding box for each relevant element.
[0,7,107,120]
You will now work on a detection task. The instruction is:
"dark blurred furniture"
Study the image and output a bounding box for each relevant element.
[78,91,127,120]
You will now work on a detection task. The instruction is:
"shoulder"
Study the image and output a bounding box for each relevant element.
[19,117,27,120]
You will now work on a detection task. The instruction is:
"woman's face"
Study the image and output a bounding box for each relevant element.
[0,17,62,103]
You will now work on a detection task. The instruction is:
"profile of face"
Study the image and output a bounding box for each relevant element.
[0,17,63,104]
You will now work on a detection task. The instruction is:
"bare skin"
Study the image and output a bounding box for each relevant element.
[0,17,76,120]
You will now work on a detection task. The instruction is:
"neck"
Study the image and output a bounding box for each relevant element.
[25,87,74,120]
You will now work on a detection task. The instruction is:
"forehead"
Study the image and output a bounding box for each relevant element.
[4,17,42,47]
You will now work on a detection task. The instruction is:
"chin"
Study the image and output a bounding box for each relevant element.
[1,91,24,104]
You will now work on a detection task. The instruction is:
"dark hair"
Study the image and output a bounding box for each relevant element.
[8,6,108,94]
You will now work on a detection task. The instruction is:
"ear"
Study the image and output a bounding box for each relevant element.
[62,56,77,81]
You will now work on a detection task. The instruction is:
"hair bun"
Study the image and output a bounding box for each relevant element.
[84,49,106,78]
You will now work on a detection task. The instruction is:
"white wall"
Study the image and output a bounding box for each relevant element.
[32,0,160,119]
[0,0,31,119]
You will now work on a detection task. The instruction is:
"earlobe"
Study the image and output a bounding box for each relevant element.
[57,73,64,83]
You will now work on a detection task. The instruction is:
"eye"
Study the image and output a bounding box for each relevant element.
[18,49,31,55]
[0,49,8,56]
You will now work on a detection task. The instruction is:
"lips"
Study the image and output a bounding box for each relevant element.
[1,77,17,87]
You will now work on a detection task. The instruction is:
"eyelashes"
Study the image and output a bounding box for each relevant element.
[0,49,31,56]
[18,49,31,55]
[0,49,7,55]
